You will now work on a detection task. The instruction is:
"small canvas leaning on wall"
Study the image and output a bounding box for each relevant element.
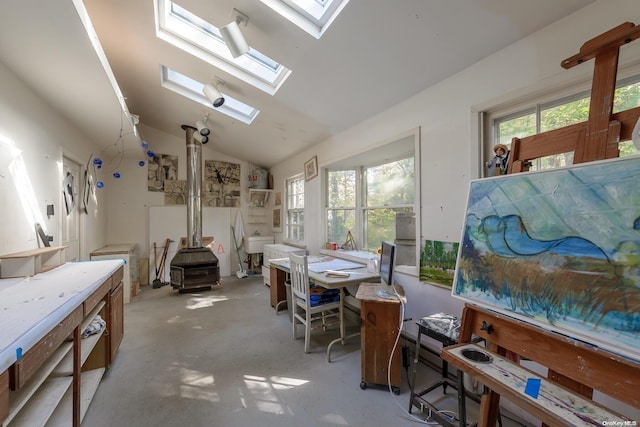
[453,156,640,361]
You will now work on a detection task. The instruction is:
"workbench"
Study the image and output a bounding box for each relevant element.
[0,260,124,426]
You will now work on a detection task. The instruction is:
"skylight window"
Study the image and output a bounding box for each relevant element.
[260,0,349,39]
[161,66,259,125]
[154,0,290,95]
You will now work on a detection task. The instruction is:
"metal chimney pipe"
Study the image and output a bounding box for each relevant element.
[181,125,202,248]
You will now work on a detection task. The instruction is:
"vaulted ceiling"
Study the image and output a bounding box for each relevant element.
[0,0,596,168]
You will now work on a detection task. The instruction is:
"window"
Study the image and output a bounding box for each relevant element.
[155,0,291,94]
[286,175,305,243]
[488,76,640,173]
[161,66,259,124]
[326,157,414,251]
[260,0,349,39]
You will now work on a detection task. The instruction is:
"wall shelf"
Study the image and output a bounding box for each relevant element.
[249,189,272,207]
[0,247,67,279]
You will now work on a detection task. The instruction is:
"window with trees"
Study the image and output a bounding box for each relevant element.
[326,157,414,251]
[489,76,640,173]
[286,174,304,244]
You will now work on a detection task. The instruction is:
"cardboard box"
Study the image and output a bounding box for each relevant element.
[131,281,140,297]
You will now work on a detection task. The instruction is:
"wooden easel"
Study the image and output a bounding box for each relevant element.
[508,22,640,173]
[343,230,357,251]
[464,22,640,426]
[442,304,640,427]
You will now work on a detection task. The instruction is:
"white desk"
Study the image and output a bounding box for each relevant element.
[270,257,379,362]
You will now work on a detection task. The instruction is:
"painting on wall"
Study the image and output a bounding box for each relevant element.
[420,240,459,288]
[203,160,241,207]
[148,153,178,192]
[453,156,640,361]
[273,207,281,232]
[164,180,187,205]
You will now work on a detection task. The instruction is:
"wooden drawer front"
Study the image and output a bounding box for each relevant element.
[9,305,83,390]
[84,277,111,316]
[0,370,8,425]
[112,266,124,289]
[108,282,124,366]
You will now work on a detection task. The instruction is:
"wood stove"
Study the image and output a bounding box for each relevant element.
[170,125,220,292]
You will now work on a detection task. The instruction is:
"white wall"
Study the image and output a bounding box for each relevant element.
[271,1,640,420]
[0,61,107,259]
[273,0,640,321]
[104,124,273,278]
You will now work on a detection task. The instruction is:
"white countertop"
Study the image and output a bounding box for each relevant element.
[90,243,138,256]
[0,259,123,373]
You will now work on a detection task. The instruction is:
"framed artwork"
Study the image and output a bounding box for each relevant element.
[63,171,75,215]
[203,160,241,207]
[275,191,282,206]
[420,240,459,288]
[453,156,640,361]
[148,153,178,192]
[304,155,318,181]
[164,180,187,205]
[272,207,281,232]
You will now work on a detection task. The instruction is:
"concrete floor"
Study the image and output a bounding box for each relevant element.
[83,275,531,427]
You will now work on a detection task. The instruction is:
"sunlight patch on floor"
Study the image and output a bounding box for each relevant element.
[186,295,230,309]
[318,413,349,425]
[178,367,219,402]
[240,374,309,415]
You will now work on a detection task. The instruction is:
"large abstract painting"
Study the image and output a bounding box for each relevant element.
[453,156,640,361]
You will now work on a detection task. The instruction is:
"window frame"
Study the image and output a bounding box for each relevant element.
[325,155,414,251]
[285,174,305,245]
[484,73,640,175]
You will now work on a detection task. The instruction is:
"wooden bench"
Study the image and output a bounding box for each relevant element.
[442,303,640,426]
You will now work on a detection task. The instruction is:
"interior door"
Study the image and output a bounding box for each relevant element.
[62,156,81,261]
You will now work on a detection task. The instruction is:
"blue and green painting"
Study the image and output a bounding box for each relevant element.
[453,156,640,360]
[420,240,459,288]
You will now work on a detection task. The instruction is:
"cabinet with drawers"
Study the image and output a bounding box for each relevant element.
[261,244,305,287]
[90,243,138,304]
[0,261,124,427]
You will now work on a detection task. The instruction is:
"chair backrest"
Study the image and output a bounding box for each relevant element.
[289,253,309,306]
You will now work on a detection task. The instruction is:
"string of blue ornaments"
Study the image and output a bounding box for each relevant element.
[92,140,154,189]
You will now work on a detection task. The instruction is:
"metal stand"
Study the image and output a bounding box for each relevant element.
[408,314,462,426]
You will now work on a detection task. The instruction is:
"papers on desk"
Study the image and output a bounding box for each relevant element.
[307,257,364,273]
[325,270,350,278]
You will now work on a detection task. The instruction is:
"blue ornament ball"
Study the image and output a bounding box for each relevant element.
[141,141,149,148]
[93,157,102,165]
[96,181,104,188]
[138,160,146,167]
[146,150,155,158]
[113,172,121,179]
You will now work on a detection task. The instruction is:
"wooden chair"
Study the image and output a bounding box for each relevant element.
[289,253,343,353]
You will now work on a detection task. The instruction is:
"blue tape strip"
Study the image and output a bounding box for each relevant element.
[16,347,22,360]
[524,378,541,398]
